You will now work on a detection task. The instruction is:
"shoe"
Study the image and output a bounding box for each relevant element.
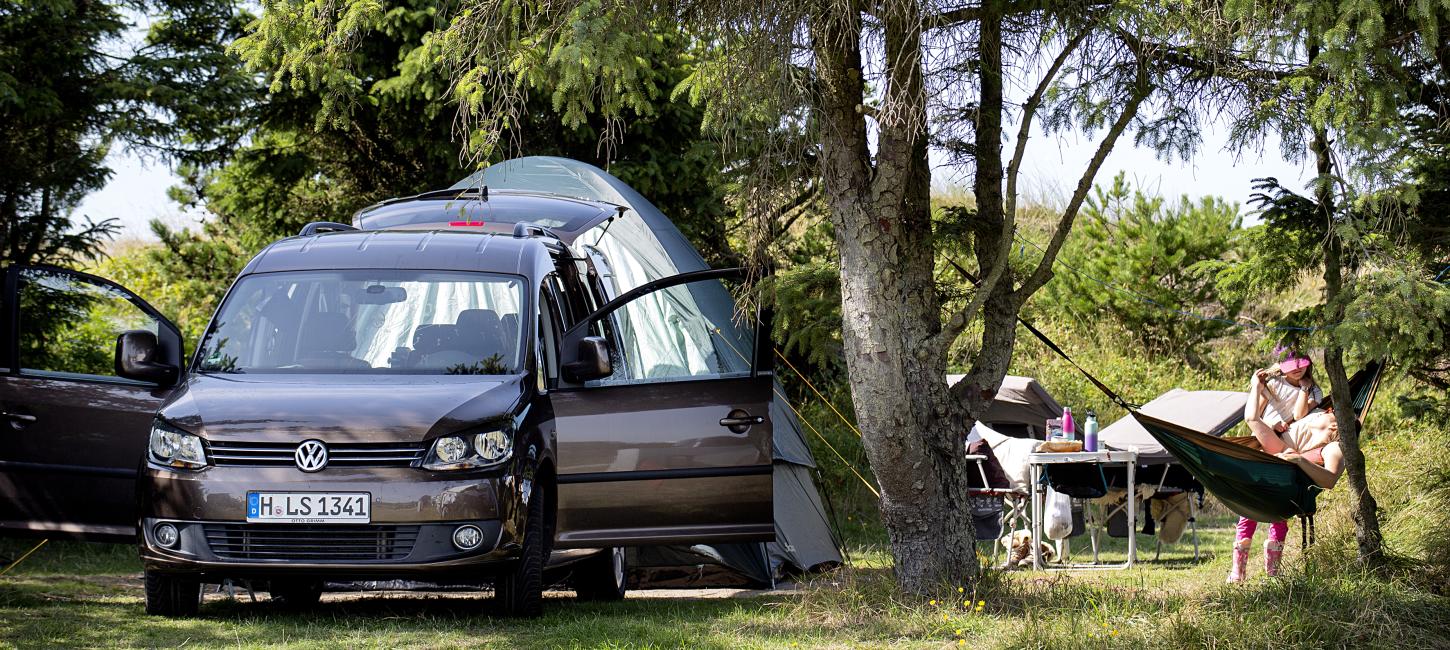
[1265,541,1284,577]
[1226,542,1249,583]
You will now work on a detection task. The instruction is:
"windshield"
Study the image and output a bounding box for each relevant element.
[197,270,526,375]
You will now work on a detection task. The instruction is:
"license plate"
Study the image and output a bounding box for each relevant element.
[246,492,371,523]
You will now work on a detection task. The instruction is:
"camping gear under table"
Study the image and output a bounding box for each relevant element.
[1029,449,1138,570]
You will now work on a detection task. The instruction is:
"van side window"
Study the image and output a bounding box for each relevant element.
[16,267,161,382]
[589,278,755,385]
[536,283,562,388]
[547,274,574,329]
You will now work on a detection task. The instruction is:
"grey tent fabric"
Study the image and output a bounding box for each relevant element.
[771,393,816,468]
[460,157,841,585]
[452,156,709,273]
[770,459,843,575]
[628,543,773,588]
[947,374,1063,438]
[1099,389,1246,463]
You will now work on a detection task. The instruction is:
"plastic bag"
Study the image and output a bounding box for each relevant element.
[1044,485,1073,540]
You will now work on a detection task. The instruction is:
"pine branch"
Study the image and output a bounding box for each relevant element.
[1017,64,1153,297]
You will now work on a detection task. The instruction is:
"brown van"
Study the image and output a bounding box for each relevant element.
[0,189,774,617]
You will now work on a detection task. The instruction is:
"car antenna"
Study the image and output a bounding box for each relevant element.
[594,206,629,246]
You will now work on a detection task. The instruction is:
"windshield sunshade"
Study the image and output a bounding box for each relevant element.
[197,270,525,375]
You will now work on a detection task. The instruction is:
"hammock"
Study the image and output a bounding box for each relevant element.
[1018,314,1384,523]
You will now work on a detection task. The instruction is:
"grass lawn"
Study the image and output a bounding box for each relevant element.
[2,514,1446,649]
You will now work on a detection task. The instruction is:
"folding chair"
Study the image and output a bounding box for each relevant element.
[965,453,1023,567]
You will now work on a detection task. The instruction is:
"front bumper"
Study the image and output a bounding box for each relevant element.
[139,518,512,581]
[139,464,521,580]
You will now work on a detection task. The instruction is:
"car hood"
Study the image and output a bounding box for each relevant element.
[159,373,525,443]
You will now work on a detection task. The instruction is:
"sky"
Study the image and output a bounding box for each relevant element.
[77,116,1312,242]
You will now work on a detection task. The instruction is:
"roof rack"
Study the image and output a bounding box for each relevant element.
[298,221,358,237]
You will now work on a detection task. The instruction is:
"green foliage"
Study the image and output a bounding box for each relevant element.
[1310,374,1450,592]
[1222,179,1450,381]
[1043,174,1245,360]
[153,1,738,298]
[0,0,253,267]
[768,260,846,381]
[92,238,241,345]
[0,0,124,265]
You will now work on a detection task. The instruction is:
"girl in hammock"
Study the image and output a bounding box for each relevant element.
[1227,407,1346,582]
[1244,350,1322,452]
[1229,350,1325,583]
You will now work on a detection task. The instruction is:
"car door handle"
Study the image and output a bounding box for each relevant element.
[2,412,36,424]
[719,410,764,434]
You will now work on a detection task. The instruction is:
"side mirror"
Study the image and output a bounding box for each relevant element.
[562,336,612,383]
[115,330,180,386]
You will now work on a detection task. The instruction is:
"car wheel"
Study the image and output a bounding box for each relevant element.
[144,570,200,617]
[495,481,546,617]
[573,547,627,602]
[270,580,324,610]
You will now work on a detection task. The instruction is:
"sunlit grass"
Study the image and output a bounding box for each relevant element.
[3,513,1444,649]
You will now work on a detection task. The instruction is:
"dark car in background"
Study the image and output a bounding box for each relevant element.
[0,185,774,617]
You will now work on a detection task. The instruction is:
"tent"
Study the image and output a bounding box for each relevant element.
[461,157,843,585]
[1099,389,1246,462]
[947,374,1063,439]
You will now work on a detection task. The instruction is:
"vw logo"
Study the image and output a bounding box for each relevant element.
[294,440,329,472]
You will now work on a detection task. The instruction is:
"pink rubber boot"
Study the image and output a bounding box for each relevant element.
[1226,541,1250,583]
[1265,541,1284,577]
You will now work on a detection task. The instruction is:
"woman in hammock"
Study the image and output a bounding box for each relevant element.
[1227,407,1346,582]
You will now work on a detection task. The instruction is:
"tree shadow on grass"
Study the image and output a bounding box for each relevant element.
[0,578,801,649]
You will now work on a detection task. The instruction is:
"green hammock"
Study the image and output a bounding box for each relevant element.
[1129,362,1382,522]
[1131,412,1319,522]
[1015,310,1385,523]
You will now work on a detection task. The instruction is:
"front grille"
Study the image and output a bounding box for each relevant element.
[208,441,426,468]
[203,524,420,561]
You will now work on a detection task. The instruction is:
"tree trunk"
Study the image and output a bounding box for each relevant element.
[957,0,1021,420]
[1312,122,1385,569]
[812,4,977,594]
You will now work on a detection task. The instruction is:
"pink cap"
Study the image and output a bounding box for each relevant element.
[1279,356,1311,373]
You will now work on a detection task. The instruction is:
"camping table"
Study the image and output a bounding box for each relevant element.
[1028,449,1138,570]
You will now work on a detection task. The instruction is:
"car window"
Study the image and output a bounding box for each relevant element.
[536,282,563,387]
[590,278,755,385]
[195,270,525,375]
[17,267,160,380]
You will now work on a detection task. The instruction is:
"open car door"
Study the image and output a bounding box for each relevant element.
[0,265,184,541]
[550,269,774,547]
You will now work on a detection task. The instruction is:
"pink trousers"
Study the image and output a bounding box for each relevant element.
[1234,517,1288,545]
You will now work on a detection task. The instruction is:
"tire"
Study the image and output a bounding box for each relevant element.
[144,570,200,617]
[573,547,627,602]
[269,580,323,610]
[495,481,547,617]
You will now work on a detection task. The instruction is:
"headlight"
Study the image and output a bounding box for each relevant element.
[423,429,512,471]
[149,420,207,470]
[435,436,468,463]
[475,430,512,462]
